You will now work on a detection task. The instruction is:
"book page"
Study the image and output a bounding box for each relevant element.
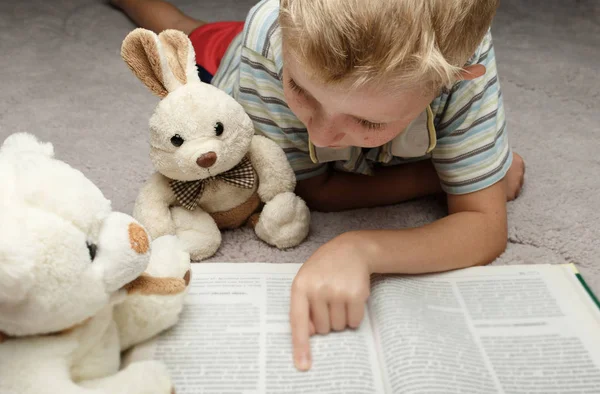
[126,263,385,394]
[369,264,600,394]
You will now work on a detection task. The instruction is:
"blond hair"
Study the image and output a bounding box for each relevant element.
[279,0,498,89]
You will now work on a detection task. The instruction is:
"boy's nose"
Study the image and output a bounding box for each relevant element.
[308,128,345,147]
[308,118,345,147]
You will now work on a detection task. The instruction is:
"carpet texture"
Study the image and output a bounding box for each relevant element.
[1,0,598,294]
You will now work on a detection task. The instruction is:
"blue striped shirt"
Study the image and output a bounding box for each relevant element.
[212,0,512,195]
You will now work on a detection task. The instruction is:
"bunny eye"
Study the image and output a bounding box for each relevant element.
[214,122,224,136]
[170,134,184,147]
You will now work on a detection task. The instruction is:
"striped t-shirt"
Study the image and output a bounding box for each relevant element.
[211,0,512,195]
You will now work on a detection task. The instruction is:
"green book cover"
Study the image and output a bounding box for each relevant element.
[568,263,600,310]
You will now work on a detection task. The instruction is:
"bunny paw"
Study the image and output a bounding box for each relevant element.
[254,192,310,248]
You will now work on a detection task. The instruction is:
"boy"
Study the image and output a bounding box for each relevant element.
[113,0,525,371]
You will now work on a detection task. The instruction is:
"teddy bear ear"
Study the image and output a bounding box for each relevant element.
[0,133,54,158]
[121,28,200,98]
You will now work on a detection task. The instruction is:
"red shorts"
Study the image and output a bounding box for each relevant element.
[188,21,244,79]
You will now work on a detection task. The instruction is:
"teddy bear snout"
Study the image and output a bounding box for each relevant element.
[196,152,217,168]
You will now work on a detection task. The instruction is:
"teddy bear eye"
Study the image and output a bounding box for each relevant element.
[214,122,224,136]
[170,134,184,147]
[87,242,97,262]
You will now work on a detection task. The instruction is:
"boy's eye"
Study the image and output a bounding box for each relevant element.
[356,118,385,130]
[287,78,306,96]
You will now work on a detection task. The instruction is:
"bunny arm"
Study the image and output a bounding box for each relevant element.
[248,135,297,202]
[133,172,178,239]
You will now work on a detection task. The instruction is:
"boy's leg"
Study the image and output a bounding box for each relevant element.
[110,0,205,35]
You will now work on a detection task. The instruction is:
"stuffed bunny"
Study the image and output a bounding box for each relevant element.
[0,133,191,394]
[120,28,311,261]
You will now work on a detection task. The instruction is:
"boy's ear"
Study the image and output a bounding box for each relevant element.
[459,64,487,81]
[121,28,199,98]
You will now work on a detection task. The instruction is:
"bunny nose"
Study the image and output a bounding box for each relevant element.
[196,152,217,168]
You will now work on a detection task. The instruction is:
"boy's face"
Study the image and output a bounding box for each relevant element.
[282,51,438,149]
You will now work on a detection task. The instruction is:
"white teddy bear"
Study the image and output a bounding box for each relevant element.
[0,133,191,394]
[121,28,311,261]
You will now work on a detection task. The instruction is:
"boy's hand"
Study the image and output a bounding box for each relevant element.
[289,233,372,371]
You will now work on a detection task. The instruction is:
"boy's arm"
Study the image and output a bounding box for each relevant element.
[350,179,508,273]
[290,31,512,371]
[295,159,443,212]
[290,180,507,371]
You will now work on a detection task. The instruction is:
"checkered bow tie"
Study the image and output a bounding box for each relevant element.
[170,156,256,210]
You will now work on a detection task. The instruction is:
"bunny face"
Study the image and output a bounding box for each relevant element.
[121,28,256,181]
[148,82,254,181]
[0,134,152,337]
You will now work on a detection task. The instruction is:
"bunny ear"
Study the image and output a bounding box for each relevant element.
[121,28,189,98]
[158,29,201,86]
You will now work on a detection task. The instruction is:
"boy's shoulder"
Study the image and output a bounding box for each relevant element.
[212,0,283,94]
[242,0,282,61]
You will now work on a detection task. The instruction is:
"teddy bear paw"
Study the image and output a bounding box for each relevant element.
[145,235,191,279]
[123,360,174,394]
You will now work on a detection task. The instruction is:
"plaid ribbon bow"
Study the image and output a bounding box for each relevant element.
[170,156,256,210]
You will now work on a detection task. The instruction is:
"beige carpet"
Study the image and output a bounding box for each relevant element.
[1,0,598,294]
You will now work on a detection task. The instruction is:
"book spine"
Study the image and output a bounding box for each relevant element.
[575,273,600,310]
[569,264,600,310]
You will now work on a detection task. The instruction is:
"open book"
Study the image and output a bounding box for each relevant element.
[125,263,600,393]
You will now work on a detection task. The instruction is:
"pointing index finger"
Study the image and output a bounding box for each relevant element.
[290,287,312,371]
